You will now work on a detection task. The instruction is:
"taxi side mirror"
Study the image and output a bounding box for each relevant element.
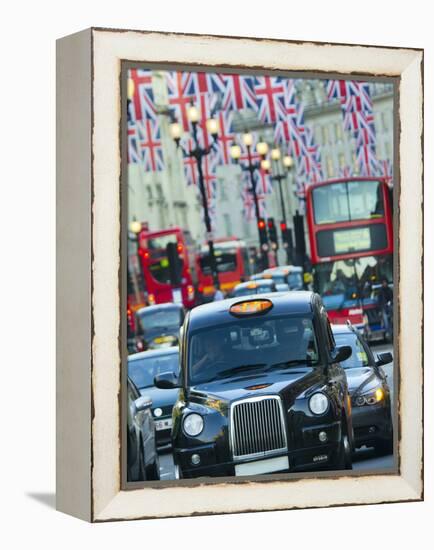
[376,352,393,367]
[134,395,152,412]
[332,345,352,364]
[154,372,180,389]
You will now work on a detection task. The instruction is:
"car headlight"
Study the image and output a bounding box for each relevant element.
[354,387,385,406]
[183,413,204,437]
[153,407,163,418]
[308,393,329,415]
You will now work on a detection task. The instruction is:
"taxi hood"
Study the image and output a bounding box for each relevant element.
[188,368,321,406]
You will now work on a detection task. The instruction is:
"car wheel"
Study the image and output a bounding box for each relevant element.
[146,453,160,481]
[336,423,353,470]
[375,438,393,456]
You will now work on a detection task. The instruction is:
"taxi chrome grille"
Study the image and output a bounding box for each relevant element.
[230,396,287,459]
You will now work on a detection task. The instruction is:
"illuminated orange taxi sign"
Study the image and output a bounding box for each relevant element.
[230,299,273,316]
[246,282,258,289]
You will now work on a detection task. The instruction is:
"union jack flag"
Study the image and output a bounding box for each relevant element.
[356,144,378,177]
[339,165,353,178]
[195,71,227,96]
[254,76,286,124]
[378,159,393,186]
[127,122,141,164]
[183,154,198,186]
[166,71,198,130]
[326,79,361,104]
[202,154,218,201]
[128,69,156,122]
[241,183,266,221]
[214,110,235,165]
[136,119,164,172]
[222,74,258,112]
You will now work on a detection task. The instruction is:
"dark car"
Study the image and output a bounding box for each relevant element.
[332,323,393,455]
[128,348,180,450]
[232,279,277,297]
[127,377,160,481]
[135,303,185,352]
[155,292,354,479]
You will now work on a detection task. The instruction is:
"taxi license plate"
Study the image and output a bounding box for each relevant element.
[155,419,173,431]
[235,456,289,476]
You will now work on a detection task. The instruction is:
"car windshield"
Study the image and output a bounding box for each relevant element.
[288,272,303,289]
[188,314,320,385]
[333,332,370,369]
[128,352,179,389]
[138,309,181,332]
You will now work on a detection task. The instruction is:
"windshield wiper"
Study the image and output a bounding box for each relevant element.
[215,363,267,379]
[266,359,314,371]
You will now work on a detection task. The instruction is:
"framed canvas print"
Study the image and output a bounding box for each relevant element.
[56,28,423,522]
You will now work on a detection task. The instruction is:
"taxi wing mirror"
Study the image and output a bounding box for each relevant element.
[134,395,152,412]
[376,352,393,367]
[154,372,180,389]
[332,345,352,364]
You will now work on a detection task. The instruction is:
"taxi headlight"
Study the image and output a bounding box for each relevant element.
[309,393,329,415]
[183,413,204,437]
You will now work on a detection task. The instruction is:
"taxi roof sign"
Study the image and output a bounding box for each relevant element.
[229,299,273,316]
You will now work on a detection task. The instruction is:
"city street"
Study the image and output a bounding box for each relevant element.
[158,341,395,480]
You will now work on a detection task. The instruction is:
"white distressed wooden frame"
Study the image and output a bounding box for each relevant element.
[56,28,423,522]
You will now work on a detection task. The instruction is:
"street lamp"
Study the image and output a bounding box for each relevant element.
[129,218,142,235]
[230,132,271,270]
[265,147,295,263]
[170,101,220,290]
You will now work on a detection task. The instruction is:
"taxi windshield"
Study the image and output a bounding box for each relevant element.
[188,314,319,385]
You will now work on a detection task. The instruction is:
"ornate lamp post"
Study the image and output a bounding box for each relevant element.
[266,147,295,263]
[230,132,270,270]
[169,102,220,290]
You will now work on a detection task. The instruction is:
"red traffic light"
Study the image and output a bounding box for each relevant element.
[280,222,287,231]
[258,219,266,230]
[267,220,273,229]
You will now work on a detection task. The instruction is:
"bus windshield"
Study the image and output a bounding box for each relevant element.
[145,233,184,284]
[199,249,238,274]
[312,180,384,225]
[314,255,393,298]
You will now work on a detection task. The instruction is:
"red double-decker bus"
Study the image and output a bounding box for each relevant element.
[127,235,147,346]
[137,227,197,308]
[305,177,393,340]
[196,237,254,301]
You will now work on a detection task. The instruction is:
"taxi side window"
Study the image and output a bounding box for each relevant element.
[320,306,335,352]
[326,320,335,352]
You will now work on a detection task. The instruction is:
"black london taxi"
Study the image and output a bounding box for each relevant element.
[332,323,393,455]
[155,291,354,479]
[135,303,185,352]
[232,279,277,298]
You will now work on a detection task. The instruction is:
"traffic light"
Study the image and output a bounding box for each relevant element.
[166,242,182,286]
[280,221,294,262]
[257,218,268,248]
[267,218,278,250]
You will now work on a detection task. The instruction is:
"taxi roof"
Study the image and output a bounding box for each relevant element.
[235,279,275,289]
[188,291,316,331]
